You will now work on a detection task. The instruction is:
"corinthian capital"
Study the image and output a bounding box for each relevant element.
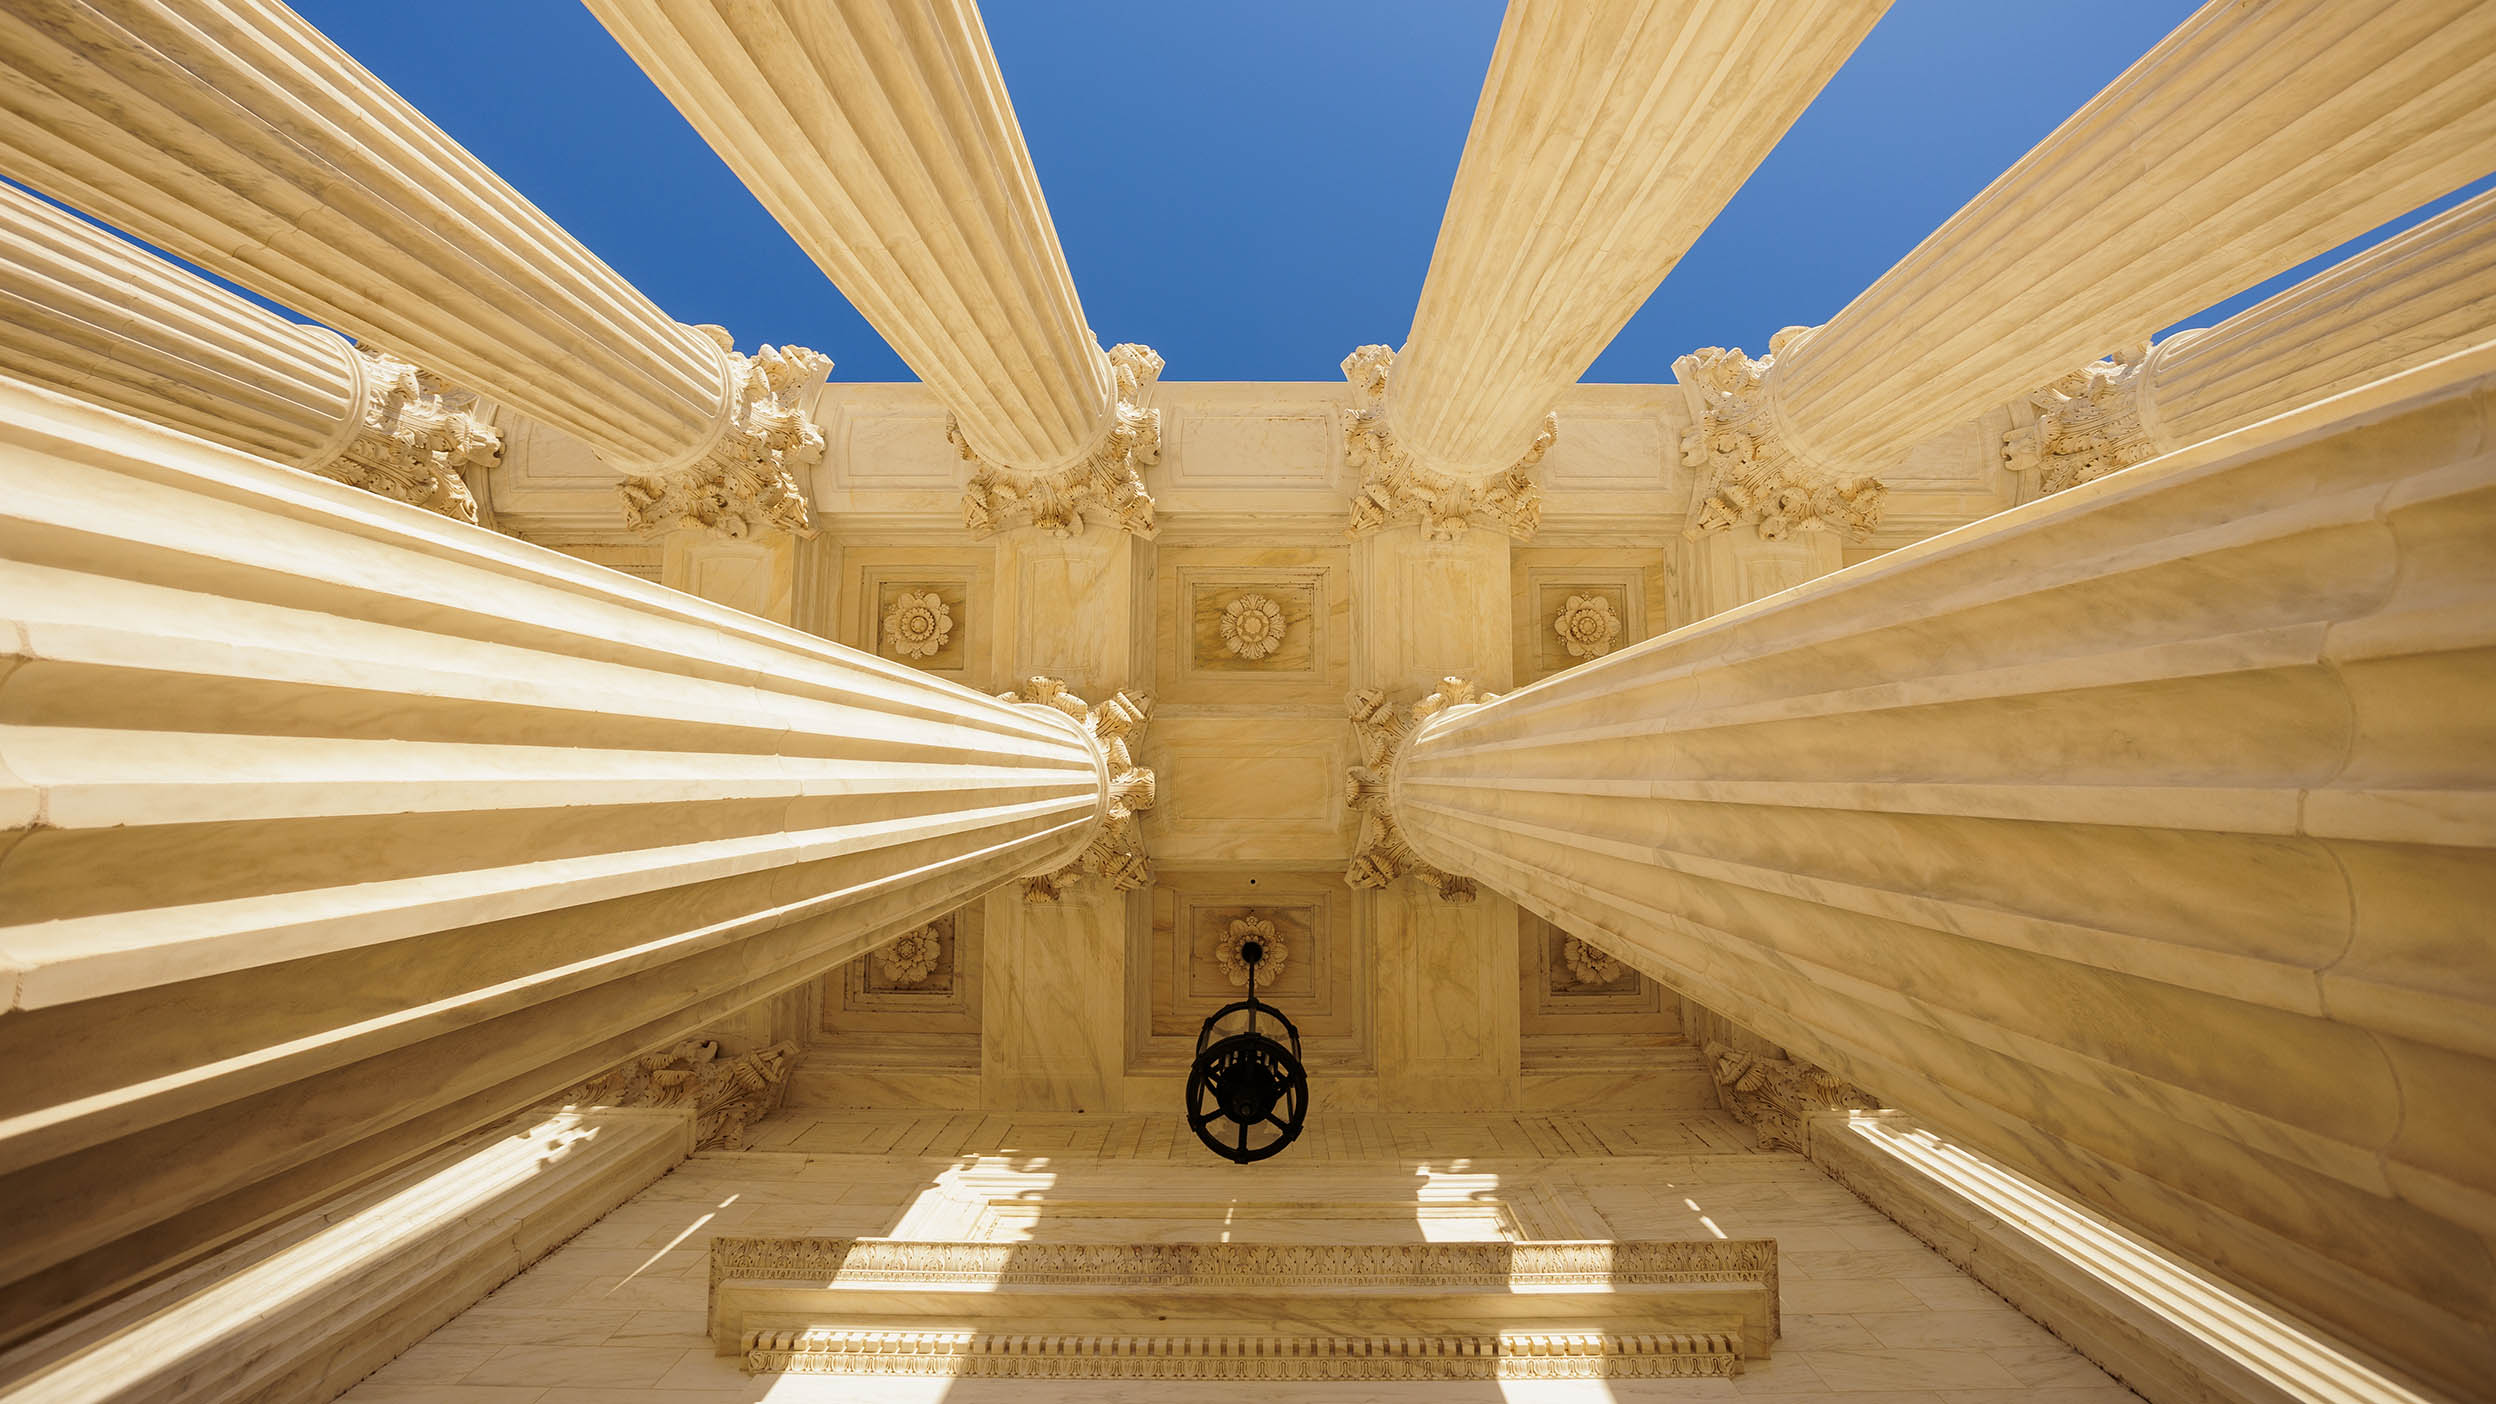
[621,326,829,540]
[958,343,1164,540]
[1000,678,1156,902]
[1674,327,1883,542]
[1703,1040,1876,1152]
[1343,679,1489,902]
[1341,345,1551,541]
[1999,339,2174,495]
[310,345,502,524]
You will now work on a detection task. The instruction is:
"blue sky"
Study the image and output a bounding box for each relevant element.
[282,2,2490,384]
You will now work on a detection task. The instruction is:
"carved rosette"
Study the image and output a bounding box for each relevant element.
[958,342,1164,539]
[874,923,945,986]
[1553,594,1621,659]
[1219,594,1287,659]
[1562,936,1627,986]
[880,590,954,659]
[1673,328,1883,542]
[558,1037,798,1151]
[621,326,829,540]
[1703,1040,1875,1152]
[998,677,1156,902]
[1214,914,1287,987]
[1341,345,1551,541]
[2000,340,2167,494]
[1343,678,1488,902]
[313,345,501,524]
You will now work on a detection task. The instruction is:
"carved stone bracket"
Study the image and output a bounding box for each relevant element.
[1341,345,1551,541]
[559,1036,798,1151]
[1343,678,1490,902]
[1674,328,1883,542]
[999,677,1155,902]
[1703,1040,1875,1152]
[1999,338,2176,495]
[958,342,1163,539]
[622,326,829,540]
[313,345,502,524]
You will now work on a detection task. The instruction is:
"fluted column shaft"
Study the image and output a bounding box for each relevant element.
[1388,0,1885,479]
[0,180,498,521]
[1764,0,2496,474]
[1385,353,2496,1397]
[0,0,799,496]
[0,376,1112,1344]
[584,0,1111,474]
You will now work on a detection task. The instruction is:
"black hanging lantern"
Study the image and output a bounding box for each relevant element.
[1185,935,1308,1163]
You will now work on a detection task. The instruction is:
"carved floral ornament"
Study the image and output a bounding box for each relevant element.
[959,341,1164,539]
[1214,914,1288,987]
[997,677,1155,901]
[1562,936,1626,986]
[1702,1040,1875,1152]
[1553,593,1621,659]
[621,325,830,540]
[1343,677,1491,902]
[1219,593,1287,659]
[314,342,502,525]
[1999,336,2187,495]
[557,1037,798,1151]
[1672,327,1883,542]
[880,590,954,659]
[874,922,945,986]
[1340,344,1551,541]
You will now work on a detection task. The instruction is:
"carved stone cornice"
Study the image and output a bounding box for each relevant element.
[1999,338,2185,495]
[559,1037,798,1151]
[1703,1040,1874,1152]
[307,344,501,524]
[1344,679,1489,902]
[998,677,1155,901]
[1342,345,1551,542]
[958,343,1163,539]
[1674,328,1883,541]
[621,328,829,540]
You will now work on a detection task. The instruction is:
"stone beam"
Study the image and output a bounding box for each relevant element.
[583,0,1163,539]
[1696,0,2496,504]
[2007,184,2496,495]
[1377,350,2496,1398]
[0,0,825,536]
[0,179,497,523]
[1352,0,1884,539]
[0,375,1125,1346]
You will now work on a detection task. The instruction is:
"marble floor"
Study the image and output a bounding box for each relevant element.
[341,1111,2140,1404]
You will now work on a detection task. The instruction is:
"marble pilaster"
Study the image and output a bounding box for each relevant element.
[0,376,1118,1344]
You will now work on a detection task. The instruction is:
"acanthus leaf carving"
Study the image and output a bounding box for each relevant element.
[2000,339,2170,495]
[314,344,501,524]
[1674,327,1883,542]
[998,677,1155,902]
[1703,1040,1875,1152]
[621,326,828,540]
[559,1036,798,1151]
[958,342,1163,539]
[1342,344,1550,541]
[1343,677,1488,902]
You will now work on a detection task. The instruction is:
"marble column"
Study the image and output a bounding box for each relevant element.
[1682,0,2496,534]
[583,0,1163,538]
[2007,184,2496,495]
[0,0,824,536]
[0,178,497,523]
[1352,0,1885,539]
[1377,351,2496,1397]
[0,375,1125,1345]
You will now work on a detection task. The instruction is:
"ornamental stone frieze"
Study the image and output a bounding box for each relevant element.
[1998,338,2179,495]
[998,677,1156,901]
[958,343,1164,539]
[1673,328,1883,541]
[1703,1041,1875,1153]
[316,343,502,524]
[1342,345,1552,541]
[620,328,830,540]
[1343,679,1490,902]
[558,1037,799,1151]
